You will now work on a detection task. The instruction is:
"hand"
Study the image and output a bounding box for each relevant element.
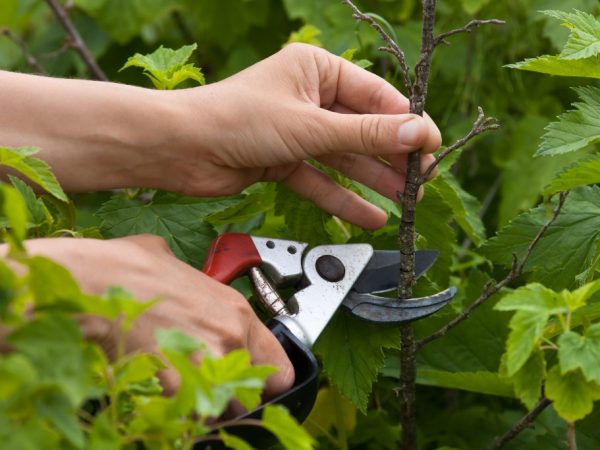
[22,235,294,399]
[164,43,441,229]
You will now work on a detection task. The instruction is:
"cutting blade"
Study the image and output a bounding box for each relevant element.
[351,249,438,294]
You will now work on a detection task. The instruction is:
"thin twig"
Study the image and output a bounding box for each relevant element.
[567,422,578,450]
[487,397,552,450]
[0,28,48,74]
[434,19,506,47]
[418,191,569,348]
[44,0,108,81]
[341,0,413,96]
[420,106,499,183]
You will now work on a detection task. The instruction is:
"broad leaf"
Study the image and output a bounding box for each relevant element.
[9,175,51,230]
[495,284,564,375]
[537,86,600,155]
[558,323,600,384]
[506,55,600,79]
[304,386,356,438]
[219,430,253,450]
[262,405,315,450]
[417,370,514,398]
[121,44,205,90]
[314,312,400,413]
[286,25,322,46]
[545,154,600,195]
[543,10,600,60]
[0,146,67,202]
[545,366,600,422]
[481,187,600,290]
[0,184,28,251]
[97,191,242,268]
[501,350,546,409]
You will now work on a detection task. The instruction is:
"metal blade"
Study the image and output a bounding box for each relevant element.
[341,287,456,323]
[352,250,438,294]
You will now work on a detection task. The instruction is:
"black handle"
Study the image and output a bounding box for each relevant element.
[194,319,319,449]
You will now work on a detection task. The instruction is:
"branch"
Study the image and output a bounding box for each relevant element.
[434,19,506,47]
[0,28,48,74]
[418,191,569,348]
[44,0,108,81]
[341,0,413,96]
[487,397,552,450]
[420,106,499,182]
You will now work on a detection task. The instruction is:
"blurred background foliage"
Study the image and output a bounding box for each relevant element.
[2,1,600,449]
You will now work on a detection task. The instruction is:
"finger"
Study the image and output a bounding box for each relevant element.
[247,321,295,399]
[283,162,388,229]
[384,152,437,177]
[320,55,410,114]
[312,108,431,157]
[317,153,407,202]
[329,102,441,154]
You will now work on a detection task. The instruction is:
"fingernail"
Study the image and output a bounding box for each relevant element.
[397,117,423,148]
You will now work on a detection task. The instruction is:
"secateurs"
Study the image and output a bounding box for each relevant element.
[199,233,455,447]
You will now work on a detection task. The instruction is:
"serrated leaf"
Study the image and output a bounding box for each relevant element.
[121,44,205,90]
[7,315,98,405]
[506,55,600,78]
[89,412,121,450]
[435,174,486,246]
[546,365,600,422]
[207,184,275,226]
[501,350,546,409]
[114,353,165,393]
[545,154,600,195]
[481,187,600,290]
[538,86,600,155]
[314,312,400,412]
[274,185,331,246]
[286,25,322,46]
[9,175,51,230]
[262,405,314,450]
[97,191,242,268]
[543,10,600,60]
[0,184,28,251]
[495,284,563,375]
[0,146,67,202]
[558,323,600,384]
[157,328,203,356]
[417,370,514,398]
[304,386,356,438]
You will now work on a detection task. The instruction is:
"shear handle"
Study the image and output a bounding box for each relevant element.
[202,233,262,284]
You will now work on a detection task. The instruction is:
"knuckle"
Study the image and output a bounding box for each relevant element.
[359,115,383,153]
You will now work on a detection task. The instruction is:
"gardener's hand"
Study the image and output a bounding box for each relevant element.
[165,43,441,229]
[22,235,294,399]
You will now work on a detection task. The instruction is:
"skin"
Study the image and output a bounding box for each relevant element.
[0,43,441,400]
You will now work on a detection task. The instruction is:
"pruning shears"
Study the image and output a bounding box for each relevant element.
[198,233,456,447]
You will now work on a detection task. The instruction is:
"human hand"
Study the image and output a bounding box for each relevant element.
[22,234,294,399]
[163,43,441,229]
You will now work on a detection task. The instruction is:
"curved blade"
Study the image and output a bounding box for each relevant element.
[342,287,456,323]
[352,250,438,294]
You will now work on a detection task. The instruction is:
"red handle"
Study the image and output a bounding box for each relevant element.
[202,233,262,284]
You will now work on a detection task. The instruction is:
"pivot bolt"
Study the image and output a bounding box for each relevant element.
[315,255,345,282]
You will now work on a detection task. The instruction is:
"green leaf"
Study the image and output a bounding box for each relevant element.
[0,354,37,400]
[435,173,486,246]
[286,25,322,46]
[219,430,253,450]
[97,191,242,268]
[558,323,600,384]
[89,412,121,450]
[114,353,165,393]
[461,0,491,15]
[262,405,315,450]
[7,314,98,404]
[35,388,85,449]
[9,176,51,230]
[481,187,600,290]
[546,365,600,422]
[274,185,331,247]
[207,184,276,226]
[538,86,600,155]
[0,184,28,251]
[545,154,600,195]
[0,146,67,202]
[495,284,564,375]
[304,386,356,438]
[506,55,600,78]
[85,286,155,330]
[543,10,600,60]
[157,328,203,356]
[121,44,205,90]
[74,0,177,44]
[417,370,515,398]
[501,350,546,409]
[314,312,400,413]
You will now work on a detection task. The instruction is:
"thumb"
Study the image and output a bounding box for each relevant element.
[315,110,430,156]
